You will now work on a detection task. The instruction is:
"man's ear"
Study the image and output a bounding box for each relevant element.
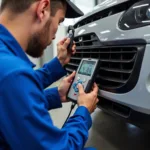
[36,0,50,22]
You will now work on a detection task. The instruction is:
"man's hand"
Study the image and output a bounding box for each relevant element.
[58,71,76,102]
[78,83,99,114]
[57,38,76,66]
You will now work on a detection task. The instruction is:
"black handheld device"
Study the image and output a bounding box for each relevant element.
[67,58,100,103]
[67,25,75,52]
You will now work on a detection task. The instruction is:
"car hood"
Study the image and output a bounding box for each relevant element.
[75,0,129,24]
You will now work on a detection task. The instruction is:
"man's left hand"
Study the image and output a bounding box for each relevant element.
[58,71,76,103]
[57,38,76,66]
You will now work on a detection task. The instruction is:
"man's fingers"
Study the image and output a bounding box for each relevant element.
[92,83,99,95]
[72,51,76,55]
[71,44,76,55]
[72,44,76,50]
[63,38,70,48]
[96,98,99,103]
[72,49,76,55]
[66,71,76,82]
[94,83,99,92]
[59,38,67,45]
[78,84,85,94]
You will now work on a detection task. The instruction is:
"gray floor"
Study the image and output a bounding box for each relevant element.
[50,103,150,150]
[86,108,150,150]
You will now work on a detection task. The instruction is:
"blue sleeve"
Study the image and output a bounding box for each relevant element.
[44,87,62,110]
[35,57,67,89]
[0,70,92,150]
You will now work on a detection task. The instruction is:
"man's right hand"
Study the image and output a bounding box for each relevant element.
[77,83,99,114]
[57,38,76,67]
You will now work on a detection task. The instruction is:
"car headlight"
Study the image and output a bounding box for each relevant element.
[119,0,150,30]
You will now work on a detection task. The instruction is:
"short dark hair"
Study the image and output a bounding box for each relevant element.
[0,0,39,13]
[51,0,66,17]
[1,0,66,15]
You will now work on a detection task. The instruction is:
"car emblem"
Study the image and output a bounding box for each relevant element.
[79,37,84,46]
[79,37,83,42]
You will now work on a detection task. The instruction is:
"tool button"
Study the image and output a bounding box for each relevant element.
[77,77,80,81]
[78,80,83,84]
[73,82,79,93]
[74,87,79,93]
[73,83,77,89]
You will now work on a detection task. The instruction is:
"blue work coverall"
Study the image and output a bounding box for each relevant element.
[0,24,96,150]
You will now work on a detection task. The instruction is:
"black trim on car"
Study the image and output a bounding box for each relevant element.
[102,39,146,46]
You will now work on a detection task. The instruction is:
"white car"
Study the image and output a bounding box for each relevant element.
[66,0,150,129]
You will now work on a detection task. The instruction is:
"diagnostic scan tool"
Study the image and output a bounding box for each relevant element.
[67,58,100,103]
[67,25,74,52]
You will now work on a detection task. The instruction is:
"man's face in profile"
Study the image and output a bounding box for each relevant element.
[26,18,52,58]
[26,1,66,58]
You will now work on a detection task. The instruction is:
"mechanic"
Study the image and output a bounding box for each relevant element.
[0,0,99,150]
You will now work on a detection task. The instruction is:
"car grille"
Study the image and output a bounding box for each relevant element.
[66,33,144,93]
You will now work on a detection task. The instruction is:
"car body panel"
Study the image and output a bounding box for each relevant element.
[75,12,150,44]
[76,0,129,23]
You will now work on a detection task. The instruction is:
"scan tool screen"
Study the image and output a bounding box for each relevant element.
[78,60,96,76]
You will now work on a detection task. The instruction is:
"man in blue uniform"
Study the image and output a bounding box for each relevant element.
[0,0,99,149]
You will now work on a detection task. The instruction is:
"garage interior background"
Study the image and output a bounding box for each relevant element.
[1,0,150,150]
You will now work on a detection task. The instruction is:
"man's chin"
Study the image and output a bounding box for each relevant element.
[26,50,44,58]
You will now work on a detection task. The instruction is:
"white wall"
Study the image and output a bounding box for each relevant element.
[53,25,67,57]
[64,0,95,26]
[40,44,54,66]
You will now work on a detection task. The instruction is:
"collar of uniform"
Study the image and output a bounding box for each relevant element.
[0,24,36,68]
